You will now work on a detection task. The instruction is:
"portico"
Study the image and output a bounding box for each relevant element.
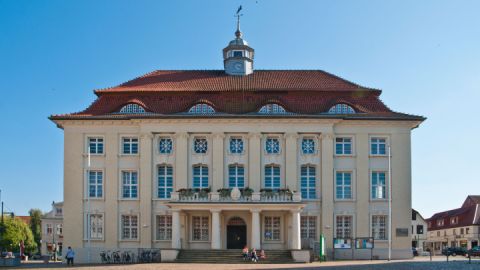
[167,202,305,250]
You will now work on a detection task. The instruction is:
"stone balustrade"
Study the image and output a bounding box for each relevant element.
[170,189,302,203]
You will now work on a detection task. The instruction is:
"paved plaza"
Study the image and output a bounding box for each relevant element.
[13,257,480,270]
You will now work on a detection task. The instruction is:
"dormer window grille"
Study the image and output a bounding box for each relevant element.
[328,104,355,114]
[188,104,215,114]
[259,104,287,114]
[119,104,146,114]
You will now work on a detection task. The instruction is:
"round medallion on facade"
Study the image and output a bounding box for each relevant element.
[230,187,241,201]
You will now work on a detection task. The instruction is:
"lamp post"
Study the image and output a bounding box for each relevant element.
[388,144,392,261]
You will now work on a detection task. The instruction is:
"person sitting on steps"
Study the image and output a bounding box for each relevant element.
[242,246,249,260]
[251,248,258,262]
[259,249,266,260]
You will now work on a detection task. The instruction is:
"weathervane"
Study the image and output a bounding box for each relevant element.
[235,5,243,38]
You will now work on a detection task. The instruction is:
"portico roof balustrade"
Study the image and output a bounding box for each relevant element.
[170,188,303,203]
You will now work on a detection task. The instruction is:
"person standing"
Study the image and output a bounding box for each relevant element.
[65,247,75,265]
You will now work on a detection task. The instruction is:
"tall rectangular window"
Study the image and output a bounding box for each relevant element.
[192,216,209,241]
[371,171,386,199]
[300,165,316,199]
[193,165,208,188]
[265,138,280,154]
[46,224,53,235]
[122,137,138,154]
[335,172,352,199]
[158,165,173,199]
[372,215,387,240]
[335,137,352,155]
[229,138,244,154]
[156,215,172,240]
[264,216,281,240]
[371,138,387,155]
[88,137,104,154]
[336,216,352,238]
[88,171,103,198]
[121,215,138,240]
[264,165,280,189]
[89,214,104,240]
[159,138,173,154]
[301,216,316,239]
[228,164,245,188]
[122,171,138,199]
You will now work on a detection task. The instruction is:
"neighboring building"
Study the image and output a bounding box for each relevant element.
[50,18,424,263]
[40,201,64,256]
[426,195,480,254]
[411,209,427,252]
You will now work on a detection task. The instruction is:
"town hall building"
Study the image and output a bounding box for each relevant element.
[50,19,425,263]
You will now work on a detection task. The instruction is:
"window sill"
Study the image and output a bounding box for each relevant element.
[370,199,388,202]
[334,199,355,202]
[119,198,140,201]
[334,154,356,158]
[369,155,388,158]
[119,154,140,157]
[189,240,210,243]
[83,153,105,157]
[83,238,105,242]
[83,198,104,201]
[153,239,172,242]
[152,198,171,201]
[119,239,140,242]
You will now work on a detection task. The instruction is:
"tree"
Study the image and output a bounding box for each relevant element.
[29,209,43,254]
[0,217,37,253]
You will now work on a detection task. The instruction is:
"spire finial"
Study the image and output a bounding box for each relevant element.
[235,5,243,38]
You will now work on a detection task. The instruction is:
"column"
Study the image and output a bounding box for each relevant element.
[355,133,369,238]
[171,209,181,249]
[291,209,301,250]
[211,209,221,249]
[139,132,153,248]
[174,132,189,189]
[212,133,225,191]
[248,133,261,192]
[251,209,261,249]
[285,133,298,191]
[105,131,119,247]
[320,132,335,255]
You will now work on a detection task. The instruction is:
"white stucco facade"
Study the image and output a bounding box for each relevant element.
[53,117,420,263]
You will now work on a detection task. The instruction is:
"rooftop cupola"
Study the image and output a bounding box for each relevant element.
[223,6,254,76]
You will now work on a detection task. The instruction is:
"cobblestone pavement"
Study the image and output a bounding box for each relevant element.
[15,256,480,270]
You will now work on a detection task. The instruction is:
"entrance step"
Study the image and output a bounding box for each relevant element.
[175,249,295,264]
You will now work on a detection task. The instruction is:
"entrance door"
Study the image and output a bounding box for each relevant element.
[227,225,246,249]
[226,216,247,249]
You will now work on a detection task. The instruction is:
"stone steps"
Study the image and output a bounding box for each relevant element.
[176,249,295,264]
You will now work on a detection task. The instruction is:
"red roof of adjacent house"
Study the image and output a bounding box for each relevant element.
[427,195,480,231]
[16,216,31,225]
[50,70,425,121]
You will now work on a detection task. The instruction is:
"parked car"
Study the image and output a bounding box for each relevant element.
[442,247,468,256]
[412,247,419,256]
[468,246,480,257]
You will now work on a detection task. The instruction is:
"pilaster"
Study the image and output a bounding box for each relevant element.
[139,132,153,248]
[174,132,189,189]
[248,132,261,191]
[212,132,225,191]
[285,132,298,191]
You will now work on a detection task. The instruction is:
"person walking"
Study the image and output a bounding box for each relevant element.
[65,247,75,266]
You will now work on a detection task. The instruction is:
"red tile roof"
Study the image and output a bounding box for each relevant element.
[427,196,480,230]
[50,70,425,121]
[95,70,377,93]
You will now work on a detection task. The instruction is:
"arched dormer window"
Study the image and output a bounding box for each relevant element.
[258,104,287,114]
[119,103,146,114]
[188,103,215,114]
[328,104,355,114]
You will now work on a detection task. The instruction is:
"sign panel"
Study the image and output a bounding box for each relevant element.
[333,238,352,249]
[396,228,409,237]
[355,238,374,249]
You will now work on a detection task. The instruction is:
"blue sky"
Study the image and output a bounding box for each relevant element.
[0,0,479,218]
